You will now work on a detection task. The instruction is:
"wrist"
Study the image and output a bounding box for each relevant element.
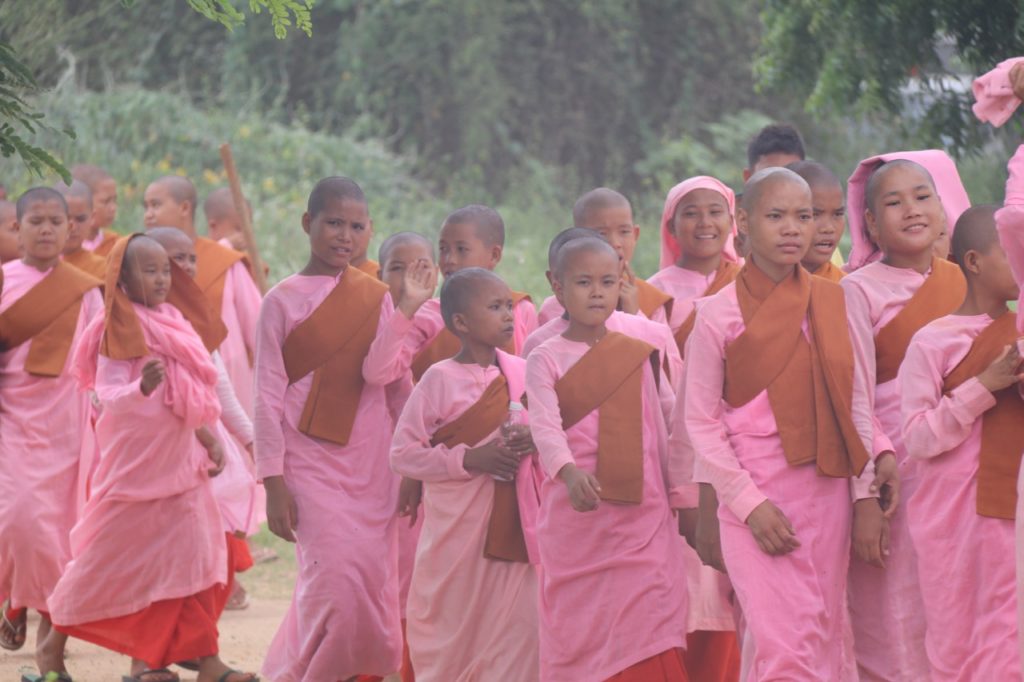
[556,462,578,483]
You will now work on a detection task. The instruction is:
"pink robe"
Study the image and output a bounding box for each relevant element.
[525,334,687,681]
[254,270,412,681]
[385,373,422,617]
[647,265,719,333]
[899,313,1021,680]
[994,142,1024,666]
[684,283,875,680]
[218,261,261,418]
[48,302,226,625]
[841,262,936,680]
[0,261,102,612]
[210,351,259,536]
[390,352,540,681]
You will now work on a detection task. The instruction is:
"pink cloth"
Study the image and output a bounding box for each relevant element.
[996,143,1024,332]
[537,295,563,327]
[521,310,683,392]
[0,261,102,612]
[81,231,105,252]
[209,351,259,536]
[49,302,225,624]
[218,261,261,418]
[841,262,940,680]
[972,58,1024,127]
[390,352,540,681]
[385,373,420,615]
[647,265,720,332]
[899,313,1021,680]
[846,150,971,272]
[659,175,740,269]
[254,269,411,681]
[525,334,687,681]
[683,282,874,679]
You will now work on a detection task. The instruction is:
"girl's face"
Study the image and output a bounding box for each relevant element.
[121,241,171,307]
[672,188,731,263]
[865,165,944,259]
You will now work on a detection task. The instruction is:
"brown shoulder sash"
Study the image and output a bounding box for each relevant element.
[811,260,845,283]
[64,249,107,280]
[166,260,228,353]
[430,372,529,562]
[0,262,101,376]
[673,260,741,357]
[282,267,388,445]
[195,237,249,320]
[555,332,656,504]
[412,328,461,383]
[875,258,966,383]
[636,278,674,320]
[354,259,380,277]
[93,229,120,257]
[724,263,868,477]
[942,311,1024,519]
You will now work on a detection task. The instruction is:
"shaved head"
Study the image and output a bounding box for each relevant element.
[379,231,434,265]
[54,179,93,205]
[307,176,366,219]
[951,204,1001,269]
[864,160,936,215]
[70,163,113,190]
[443,205,505,247]
[203,187,249,221]
[786,160,841,190]
[439,267,507,330]
[147,226,193,252]
[572,187,631,227]
[122,234,165,267]
[16,187,67,219]
[547,227,593,270]
[150,176,198,218]
[554,236,618,281]
[741,167,811,213]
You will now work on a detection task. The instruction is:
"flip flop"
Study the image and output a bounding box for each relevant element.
[1,598,27,651]
[121,669,180,682]
[21,674,73,682]
[217,671,259,682]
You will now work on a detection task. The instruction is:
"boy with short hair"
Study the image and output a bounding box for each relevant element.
[787,160,847,282]
[742,124,806,181]
[55,180,106,279]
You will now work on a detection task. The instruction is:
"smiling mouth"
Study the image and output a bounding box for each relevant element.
[694,233,719,241]
[813,240,835,249]
[903,222,928,233]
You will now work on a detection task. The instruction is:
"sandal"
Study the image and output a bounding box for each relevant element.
[21,674,74,682]
[2,598,27,651]
[225,582,250,611]
[121,669,180,682]
[217,671,259,682]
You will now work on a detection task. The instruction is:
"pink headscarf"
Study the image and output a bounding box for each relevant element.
[972,57,1024,127]
[659,175,740,269]
[846,150,971,272]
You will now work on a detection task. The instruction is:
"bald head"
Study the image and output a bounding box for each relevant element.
[554,236,618,281]
[741,167,811,214]
[379,231,435,265]
[123,234,165,265]
[572,188,631,227]
[16,187,67,219]
[439,267,508,331]
[786,160,841,191]
[951,205,1000,270]
[307,176,366,219]
[547,227,593,270]
[151,176,197,218]
[70,163,113,190]
[443,205,505,247]
[54,179,93,205]
[864,160,936,215]
[147,226,193,252]
[204,187,249,221]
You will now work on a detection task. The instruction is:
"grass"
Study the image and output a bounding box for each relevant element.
[243,526,298,601]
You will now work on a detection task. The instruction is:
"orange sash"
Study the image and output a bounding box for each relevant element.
[555,332,656,504]
[166,261,228,353]
[429,373,529,562]
[194,237,249,321]
[942,311,1024,519]
[637,278,674,320]
[64,249,107,280]
[810,260,845,283]
[411,291,531,382]
[875,258,966,384]
[282,266,387,445]
[355,259,380,277]
[92,229,121,257]
[724,263,869,477]
[673,261,742,357]
[100,235,149,359]
[0,262,101,376]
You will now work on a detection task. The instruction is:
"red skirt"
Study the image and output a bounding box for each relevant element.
[606,647,689,681]
[55,586,220,669]
[684,630,741,682]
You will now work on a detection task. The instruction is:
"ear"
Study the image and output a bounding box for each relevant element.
[632,225,640,241]
[11,220,19,234]
[545,269,554,289]
[367,218,375,239]
[301,212,312,235]
[451,312,471,335]
[736,208,750,237]
[864,208,881,248]
[490,244,503,267]
[963,249,982,276]
[551,274,565,304]
[743,168,753,182]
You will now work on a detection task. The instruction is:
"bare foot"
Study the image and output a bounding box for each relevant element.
[128,659,180,681]
[34,629,69,677]
[197,654,258,682]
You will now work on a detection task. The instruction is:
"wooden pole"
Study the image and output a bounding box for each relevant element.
[219,143,269,294]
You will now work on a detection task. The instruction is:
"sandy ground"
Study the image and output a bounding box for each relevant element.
[0,530,401,682]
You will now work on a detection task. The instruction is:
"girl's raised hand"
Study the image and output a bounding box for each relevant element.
[140,359,165,396]
[397,258,438,318]
[745,499,799,556]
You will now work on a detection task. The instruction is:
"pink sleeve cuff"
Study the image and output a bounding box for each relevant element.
[543,452,576,481]
[446,444,473,480]
[256,456,284,481]
[953,376,999,417]
[850,458,878,501]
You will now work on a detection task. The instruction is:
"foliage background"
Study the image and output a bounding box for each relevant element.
[0,0,1020,297]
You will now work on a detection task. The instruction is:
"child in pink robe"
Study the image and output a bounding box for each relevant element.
[686,168,887,680]
[217,261,260,417]
[842,152,970,681]
[43,234,255,682]
[0,188,102,659]
[526,237,688,681]
[255,178,436,681]
[899,205,1023,681]
[390,268,540,681]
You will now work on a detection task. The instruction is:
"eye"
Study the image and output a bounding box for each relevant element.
[767,212,781,220]
[885,199,900,207]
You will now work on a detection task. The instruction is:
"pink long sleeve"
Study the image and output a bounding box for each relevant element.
[996,144,1024,331]
[226,262,261,357]
[253,285,291,479]
[899,318,997,461]
[972,58,1024,127]
[389,366,472,482]
[95,357,150,415]
[213,350,253,445]
[524,347,576,479]
[362,293,416,386]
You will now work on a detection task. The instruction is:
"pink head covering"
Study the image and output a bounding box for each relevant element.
[846,150,971,272]
[659,175,740,269]
[972,57,1024,128]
